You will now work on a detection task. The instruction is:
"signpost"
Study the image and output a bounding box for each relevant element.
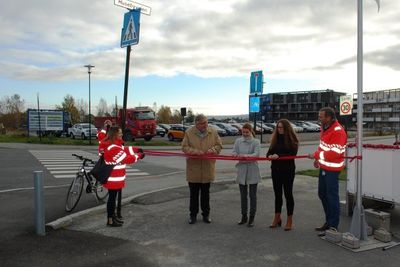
[250,71,263,95]
[114,0,152,15]
[250,96,260,134]
[340,95,353,116]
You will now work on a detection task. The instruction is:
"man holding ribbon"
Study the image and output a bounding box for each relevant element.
[309,107,347,235]
[182,114,222,224]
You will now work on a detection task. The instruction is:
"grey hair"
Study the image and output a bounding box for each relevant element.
[195,114,207,123]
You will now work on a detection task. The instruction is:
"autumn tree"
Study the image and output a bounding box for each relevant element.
[0,94,26,129]
[56,94,80,124]
[171,109,183,124]
[97,98,110,116]
[157,105,172,123]
[186,108,195,123]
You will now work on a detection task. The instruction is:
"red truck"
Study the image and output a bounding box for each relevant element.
[93,107,157,141]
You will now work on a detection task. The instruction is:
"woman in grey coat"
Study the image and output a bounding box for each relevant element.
[232,123,261,227]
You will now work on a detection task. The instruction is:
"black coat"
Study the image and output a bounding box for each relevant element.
[267,135,298,173]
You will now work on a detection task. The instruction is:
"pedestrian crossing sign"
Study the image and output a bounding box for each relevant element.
[120,9,141,47]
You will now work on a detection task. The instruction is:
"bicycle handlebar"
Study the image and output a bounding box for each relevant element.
[72,154,96,164]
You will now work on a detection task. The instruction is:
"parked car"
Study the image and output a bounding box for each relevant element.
[156,125,166,137]
[212,122,239,136]
[167,125,186,141]
[68,123,97,139]
[256,122,273,134]
[301,121,320,132]
[158,123,171,133]
[209,124,227,136]
[230,123,243,134]
[289,122,303,133]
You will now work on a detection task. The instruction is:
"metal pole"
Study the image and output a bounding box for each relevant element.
[37,93,41,141]
[122,45,131,135]
[350,0,367,240]
[33,171,45,236]
[84,65,95,145]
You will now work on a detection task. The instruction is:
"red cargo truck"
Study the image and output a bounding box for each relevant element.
[93,107,157,141]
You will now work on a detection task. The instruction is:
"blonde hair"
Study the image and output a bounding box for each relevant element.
[242,123,255,137]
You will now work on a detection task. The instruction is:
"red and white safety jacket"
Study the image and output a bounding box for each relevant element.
[97,128,108,156]
[102,140,141,190]
[313,120,347,172]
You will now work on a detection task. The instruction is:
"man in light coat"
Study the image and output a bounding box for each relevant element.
[182,114,222,224]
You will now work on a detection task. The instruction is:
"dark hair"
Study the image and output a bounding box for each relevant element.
[104,126,122,143]
[242,123,255,137]
[269,119,299,150]
[320,107,336,120]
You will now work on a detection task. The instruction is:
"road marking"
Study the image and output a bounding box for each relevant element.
[30,150,150,179]
[0,184,70,194]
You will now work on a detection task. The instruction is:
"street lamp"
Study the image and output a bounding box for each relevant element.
[84,64,95,145]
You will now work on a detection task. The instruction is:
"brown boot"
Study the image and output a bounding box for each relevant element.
[269,213,282,228]
[284,215,293,231]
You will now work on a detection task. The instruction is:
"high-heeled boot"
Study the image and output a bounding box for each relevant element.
[269,213,282,228]
[238,215,248,225]
[284,215,293,231]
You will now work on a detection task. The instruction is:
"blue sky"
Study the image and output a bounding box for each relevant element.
[1,0,399,115]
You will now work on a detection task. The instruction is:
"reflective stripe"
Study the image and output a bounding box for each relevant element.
[115,152,127,164]
[331,147,345,154]
[107,144,119,151]
[319,151,325,160]
[114,164,126,170]
[134,154,139,161]
[129,146,134,155]
[108,176,125,182]
[318,159,344,168]
[334,126,342,131]
[319,144,330,151]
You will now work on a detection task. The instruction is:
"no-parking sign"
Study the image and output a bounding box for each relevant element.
[340,95,353,116]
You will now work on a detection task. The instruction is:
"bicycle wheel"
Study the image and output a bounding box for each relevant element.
[94,181,109,201]
[65,174,84,212]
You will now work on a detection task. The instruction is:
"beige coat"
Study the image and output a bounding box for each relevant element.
[181,126,222,183]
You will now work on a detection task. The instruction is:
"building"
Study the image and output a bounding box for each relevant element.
[353,88,400,132]
[250,89,346,122]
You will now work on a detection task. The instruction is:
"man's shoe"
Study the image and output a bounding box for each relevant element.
[188,216,197,224]
[317,231,326,237]
[315,223,329,231]
[247,215,255,227]
[203,216,211,224]
[107,218,122,227]
[113,215,124,224]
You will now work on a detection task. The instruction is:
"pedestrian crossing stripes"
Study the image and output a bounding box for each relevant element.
[29,150,149,179]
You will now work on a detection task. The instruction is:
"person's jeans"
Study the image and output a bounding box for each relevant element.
[188,182,210,217]
[239,184,258,217]
[318,169,340,229]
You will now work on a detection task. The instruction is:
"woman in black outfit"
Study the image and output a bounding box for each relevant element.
[267,119,299,231]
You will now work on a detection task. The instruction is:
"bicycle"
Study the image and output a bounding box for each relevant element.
[65,154,109,212]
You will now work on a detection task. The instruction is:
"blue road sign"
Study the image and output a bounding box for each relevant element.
[250,71,263,95]
[249,96,260,113]
[121,9,141,47]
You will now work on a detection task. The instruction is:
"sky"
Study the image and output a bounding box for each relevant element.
[0,0,399,116]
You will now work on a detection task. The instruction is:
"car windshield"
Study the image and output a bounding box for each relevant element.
[135,111,155,120]
[81,124,96,129]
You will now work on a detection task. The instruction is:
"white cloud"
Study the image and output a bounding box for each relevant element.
[0,0,399,93]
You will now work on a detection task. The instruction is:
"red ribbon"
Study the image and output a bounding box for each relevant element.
[347,143,400,150]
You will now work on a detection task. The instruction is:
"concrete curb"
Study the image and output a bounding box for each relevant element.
[46,178,237,230]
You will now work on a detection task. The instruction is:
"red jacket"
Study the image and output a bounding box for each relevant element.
[102,140,140,190]
[314,120,347,172]
[97,128,108,156]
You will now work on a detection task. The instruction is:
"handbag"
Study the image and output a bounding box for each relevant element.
[90,156,114,184]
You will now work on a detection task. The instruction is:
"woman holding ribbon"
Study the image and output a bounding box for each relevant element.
[267,119,299,231]
[102,126,144,227]
[232,123,261,227]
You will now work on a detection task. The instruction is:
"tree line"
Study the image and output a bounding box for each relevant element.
[0,94,197,130]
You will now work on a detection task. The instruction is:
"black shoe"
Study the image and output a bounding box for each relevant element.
[107,218,122,227]
[188,216,197,224]
[247,216,255,227]
[238,215,248,225]
[315,223,329,231]
[203,216,211,224]
[113,215,124,224]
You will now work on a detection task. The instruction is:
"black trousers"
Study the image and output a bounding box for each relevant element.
[271,169,295,216]
[107,189,119,218]
[239,184,258,217]
[188,182,210,217]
